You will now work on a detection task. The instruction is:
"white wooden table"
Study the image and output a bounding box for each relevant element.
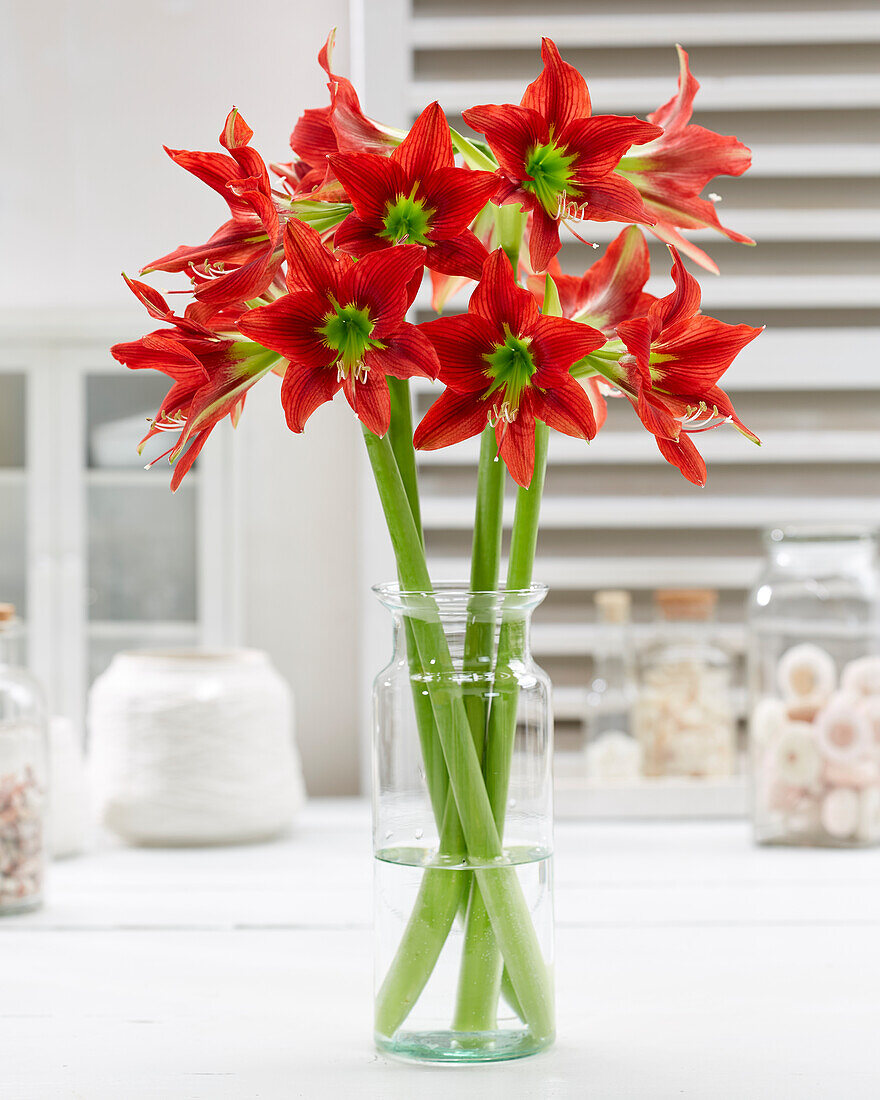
[4,799,880,1099]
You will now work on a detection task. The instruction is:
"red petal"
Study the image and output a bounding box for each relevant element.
[419,168,500,240]
[171,429,211,492]
[496,403,536,488]
[656,431,707,487]
[343,244,426,337]
[333,212,387,258]
[414,389,489,450]
[220,108,254,151]
[393,101,454,180]
[526,206,562,274]
[568,172,655,226]
[533,373,597,441]
[419,313,497,392]
[161,147,246,210]
[564,226,651,330]
[648,45,698,135]
[530,314,606,373]
[281,362,341,432]
[461,104,548,181]
[562,116,662,177]
[470,249,540,335]
[652,317,764,391]
[616,316,655,373]
[343,371,391,435]
[290,105,336,166]
[328,153,409,226]
[366,322,441,380]
[650,247,703,331]
[425,231,489,281]
[521,37,591,130]
[283,218,340,296]
[237,293,335,370]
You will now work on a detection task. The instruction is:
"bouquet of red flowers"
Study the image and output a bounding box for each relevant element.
[113,33,762,1062]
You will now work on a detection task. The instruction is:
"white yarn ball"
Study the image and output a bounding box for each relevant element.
[88,650,305,846]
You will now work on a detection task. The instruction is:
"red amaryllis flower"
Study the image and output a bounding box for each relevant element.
[414,249,606,487]
[616,46,754,274]
[329,102,499,281]
[283,30,401,198]
[611,248,762,485]
[142,109,284,310]
[237,220,439,436]
[462,38,661,274]
[111,279,279,490]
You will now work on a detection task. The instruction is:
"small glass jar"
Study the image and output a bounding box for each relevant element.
[634,589,736,779]
[0,604,48,914]
[583,590,641,782]
[372,583,554,1063]
[748,527,880,847]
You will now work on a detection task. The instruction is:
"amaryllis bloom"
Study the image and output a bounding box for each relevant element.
[528,226,655,333]
[414,249,606,487]
[237,220,439,436]
[111,279,279,490]
[282,30,401,198]
[462,38,661,273]
[616,46,754,274]
[610,248,763,485]
[330,102,499,280]
[143,109,284,310]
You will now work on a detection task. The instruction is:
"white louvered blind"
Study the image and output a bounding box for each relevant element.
[355,1,880,756]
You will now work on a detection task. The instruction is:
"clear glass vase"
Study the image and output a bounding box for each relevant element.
[372,582,554,1062]
[748,527,880,846]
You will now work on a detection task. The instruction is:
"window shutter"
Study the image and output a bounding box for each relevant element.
[355,2,880,772]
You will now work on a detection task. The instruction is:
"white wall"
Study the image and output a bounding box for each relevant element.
[3,0,362,793]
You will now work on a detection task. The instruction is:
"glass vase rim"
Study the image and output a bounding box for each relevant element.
[373,580,549,613]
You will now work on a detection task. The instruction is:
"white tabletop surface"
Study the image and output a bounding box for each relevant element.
[4,798,880,1099]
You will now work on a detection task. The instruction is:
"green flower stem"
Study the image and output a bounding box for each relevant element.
[452,420,551,1032]
[364,426,553,1044]
[452,428,507,1033]
[387,379,449,828]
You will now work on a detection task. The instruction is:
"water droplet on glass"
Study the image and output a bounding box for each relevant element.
[415,829,424,840]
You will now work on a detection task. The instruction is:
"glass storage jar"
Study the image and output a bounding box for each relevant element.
[583,590,641,782]
[748,527,880,847]
[372,583,554,1063]
[0,604,48,914]
[634,589,736,779]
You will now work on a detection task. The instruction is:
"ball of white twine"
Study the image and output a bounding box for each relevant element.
[89,650,305,845]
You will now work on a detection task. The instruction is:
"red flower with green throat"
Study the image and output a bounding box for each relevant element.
[590,247,763,485]
[237,220,439,436]
[329,102,499,280]
[110,278,280,490]
[462,38,662,274]
[615,47,754,274]
[142,109,284,311]
[414,250,606,487]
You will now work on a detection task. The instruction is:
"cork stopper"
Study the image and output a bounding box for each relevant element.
[0,604,15,623]
[654,588,717,622]
[595,589,631,624]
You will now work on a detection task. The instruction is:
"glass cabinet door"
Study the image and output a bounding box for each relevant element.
[84,369,200,687]
[0,372,28,624]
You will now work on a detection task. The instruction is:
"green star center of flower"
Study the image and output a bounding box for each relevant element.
[380,192,433,245]
[523,141,576,215]
[483,330,537,422]
[320,303,376,381]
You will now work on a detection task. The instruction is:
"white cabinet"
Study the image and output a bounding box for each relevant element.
[0,310,242,727]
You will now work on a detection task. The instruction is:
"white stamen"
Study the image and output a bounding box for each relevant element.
[708,193,722,203]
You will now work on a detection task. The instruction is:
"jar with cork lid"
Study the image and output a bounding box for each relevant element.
[583,590,641,782]
[0,604,48,913]
[748,527,880,847]
[633,589,736,779]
